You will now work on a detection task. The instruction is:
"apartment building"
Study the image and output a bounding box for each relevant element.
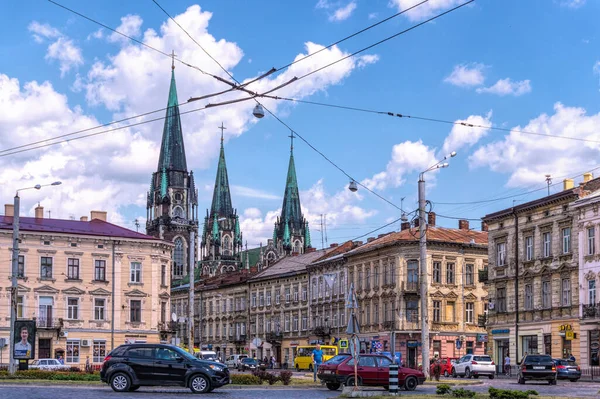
[0,205,172,367]
[345,214,488,369]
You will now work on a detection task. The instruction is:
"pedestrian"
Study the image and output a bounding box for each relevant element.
[568,354,576,362]
[58,355,64,365]
[271,356,276,369]
[504,354,511,376]
[311,344,324,383]
[85,356,91,373]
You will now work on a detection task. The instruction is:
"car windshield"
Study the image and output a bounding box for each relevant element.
[473,356,492,362]
[526,355,551,362]
[30,360,40,365]
[172,347,198,361]
[324,355,350,365]
[244,359,257,364]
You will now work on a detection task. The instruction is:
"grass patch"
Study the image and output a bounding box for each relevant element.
[341,396,571,399]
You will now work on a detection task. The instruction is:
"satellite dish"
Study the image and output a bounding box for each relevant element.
[172,312,177,322]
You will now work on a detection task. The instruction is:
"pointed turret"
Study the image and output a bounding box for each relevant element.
[210,126,233,217]
[280,147,302,227]
[157,68,187,172]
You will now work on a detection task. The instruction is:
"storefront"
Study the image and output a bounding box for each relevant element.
[490,328,510,374]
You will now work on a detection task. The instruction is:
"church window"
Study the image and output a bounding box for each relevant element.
[293,240,302,254]
[223,235,232,256]
[175,193,182,202]
[174,238,185,277]
[173,206,183,218]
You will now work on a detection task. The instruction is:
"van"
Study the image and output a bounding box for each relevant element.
[225,354,248,368]
[294,345,338,371]
[199,350,218,362]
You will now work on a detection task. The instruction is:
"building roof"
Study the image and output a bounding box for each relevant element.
[210,137,234,217]
[346,226,488,256]
[198,269,258,291]
[249,248,336,282]
[0,216,158,240]
[157,68,187,173]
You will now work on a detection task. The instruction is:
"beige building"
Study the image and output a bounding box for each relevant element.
[0,205,172,367]
[345,214,489,369]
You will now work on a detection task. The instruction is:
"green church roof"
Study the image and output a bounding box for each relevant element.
[210,136,233,217]
[280,149,303,225]
[157,69,187,172]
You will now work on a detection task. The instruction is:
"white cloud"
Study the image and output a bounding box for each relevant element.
[560,0,586,8]
[28,21,83,77]
[444,63,485,87]
[109,15,143,43]
[389,0,466,22]
[316,0,331,9]
[231,185,280,200]
[88,29,104,40]
[594,61,600,90]
[357,54,380,68]
[368,12,379,19]
[28,21,61,43]
[441,112,492,156]
[469,103,600,187]
[476,78,531,96]
[329,1,358,21]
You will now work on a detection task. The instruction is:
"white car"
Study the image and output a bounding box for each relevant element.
[452,354,495,379]
[29,358,69,371]
[225,354,248,368]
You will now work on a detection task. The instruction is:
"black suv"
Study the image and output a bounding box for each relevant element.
[517,354,557,385]
[100,344,230,393]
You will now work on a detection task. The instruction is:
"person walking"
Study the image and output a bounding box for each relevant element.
[85,356,91,373]
[311,344,324,382]
[504,354,511,376]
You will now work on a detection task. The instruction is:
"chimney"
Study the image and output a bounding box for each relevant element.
[4,204,14,217]
[413,218,420,228]
[329,243,339,248]
[428,212,436,227]
[583,172,593,183]
[481,221,488,232]
[459,219,470,230]
[35,204,44,219]
[563,179,574,190]
[367,237,376,243]
[401,222,411,231]
[377,234,386,239]
[80,216,88,222]
[90,210,107,222]
[352,241,363,247]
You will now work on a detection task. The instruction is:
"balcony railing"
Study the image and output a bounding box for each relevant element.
[36,318,63,329]
[266,332,283,342]
[230,335,246,344]
[312,326,331,337]
[582,303,600,319]
[382,320,396,330]
[158,321,178,331]
[478,268,489,283]
[404,282,419,292]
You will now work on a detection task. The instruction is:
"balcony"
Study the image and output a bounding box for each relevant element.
[382,320,396,330]
[230,335,246,344]
[36,318,63,329]
[404,281,419,292]
[582,303,600,319]
[266,331,283,343]
[477,314,487,327]
[312,326,331,337]
[158,321,177,331]
[478,268,489,283]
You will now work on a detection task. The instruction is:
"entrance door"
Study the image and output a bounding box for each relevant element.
[407,344,417,368]
[39,339,51,359]
[39,296,53,328]
[496,339,509,375]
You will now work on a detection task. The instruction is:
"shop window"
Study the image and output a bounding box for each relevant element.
[543,334,552,356]
[562,337,572,358]
[590,330,600,366]
[466,341,474,355]
[522,335,538,355]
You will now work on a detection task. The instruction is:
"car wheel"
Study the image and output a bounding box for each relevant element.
[129,385,140,392]
[488,375,495,380]
[473,375,479,379]
[518,376,525,385]
[569,379,579,382]
[346,376,361,386]
[383,385,389,391]
[296,365,300,372]
[326,382,341,391]
[110,372,131,392]
[189,374,211,394]
[465,368,471,379]
[444,371,449,378]
[452,368,457,378]
[404,376,417,391]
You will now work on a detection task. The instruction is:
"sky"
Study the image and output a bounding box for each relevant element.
[0,0,599,249]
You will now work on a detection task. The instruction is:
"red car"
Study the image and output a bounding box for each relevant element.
[430,358,458,378]
[317,354,426,391]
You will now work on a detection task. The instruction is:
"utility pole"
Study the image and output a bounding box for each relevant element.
[188,230,195,355]
[418,174,430,380]
[320,214,325,249]
[9,193,20,375]
[545,175,552,196]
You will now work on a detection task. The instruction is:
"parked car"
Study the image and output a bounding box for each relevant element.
[452,355,495,379]
[29,358,69,371]
[100,343,230,393]
[199,350,218,362]
[517,354,557,385]
[225,354,248,368]
[553,358,581,382]
[430,358,457,378]
[317,354,425,391]
[237,357,267,371]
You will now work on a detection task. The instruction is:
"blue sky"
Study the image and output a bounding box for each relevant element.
[1,0,599,247]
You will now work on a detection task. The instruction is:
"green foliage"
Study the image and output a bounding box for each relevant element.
[489,387,538,399]
[251,370,278,385]
[230,374,261,385]
[451,388,476,398]
[278,370,293,385]
[436,384,452,395]
[0,370,100,381]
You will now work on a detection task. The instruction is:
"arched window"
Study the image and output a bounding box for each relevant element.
[293,240,302,254]
[173,206,183,218]
[175,193,182,202]
[173,238,185,276]
[223,235,231,256]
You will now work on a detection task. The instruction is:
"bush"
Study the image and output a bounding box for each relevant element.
[489,387,538,399]
[436,384,452,395]
[230,374,261,385]
[252,370,278,385]
[279,370,293,385]
[0,370,100,381]
[451,388,476,398]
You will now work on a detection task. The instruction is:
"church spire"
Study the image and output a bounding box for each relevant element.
[210,123,233,217]
[157,59,187,172]
[280,132,302,226]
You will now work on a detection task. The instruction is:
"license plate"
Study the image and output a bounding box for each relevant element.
[533,366,545,370]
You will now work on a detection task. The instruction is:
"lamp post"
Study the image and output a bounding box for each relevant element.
[9,181,61,374]
[419,152,456,379]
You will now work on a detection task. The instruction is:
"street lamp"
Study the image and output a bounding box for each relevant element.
[419,152,456,379]
[9,181,62,374]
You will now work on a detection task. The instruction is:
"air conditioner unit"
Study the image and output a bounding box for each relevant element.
[81,339,91,347]
[59,331,68,338]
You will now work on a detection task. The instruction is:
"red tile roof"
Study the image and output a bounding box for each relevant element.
[347,226,488,256]
[0,216,157,240]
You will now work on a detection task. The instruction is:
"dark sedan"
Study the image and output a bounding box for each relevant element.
[237,358,267,371]
[517,354,557,385]
[553,358,581,382]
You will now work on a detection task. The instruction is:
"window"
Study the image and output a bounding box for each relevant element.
[302,315,307,330]
[223,235,231,256]
[266,291,271,306]
[275,291,280,305]
[407,260,418,288]
[94,260,106,281]
[302,286,307,301]
[67,298,79,320]
[293,315,298,331]
[161,265,166,286]
[285,288,291,303]
[406,300,418,322]
[358,270,363,290]
[525,284,533,310]
[94,298,105,320]
[373,266,379,288]
[93,341,106,363]
[130,300,142,322]
[284,315,290,332]
[130,262,141,283]
[174,237,185,276]
[17,296,24,318]
[588,227,596,255]
[383,263,389,285]
[497,242,506,266]
[40,257,53,279]
[365,269,371,290]
[465,302,474,323]
[446,301,456,322]
[318,277,323,297]
[542,281,551,308]
[433,262,441,284]
[312,278,317,299]
[465,264,474,285]
[66,340,80,363]
[294,288,299,302]
[543,232,551,258]
[374,303,379,324]
[522,335,538,355]
[497,287,507,312]
[446,263,455,284]
[562,279,571,306]
[589,280,597,305]
[17,255,24,278]
[433,301,441,322]
[339,272,344,294]
[259,293,264,306]
[67,258,80,280]
[525,236,533,261]
[562,228,571,254]
[251,293,257,307]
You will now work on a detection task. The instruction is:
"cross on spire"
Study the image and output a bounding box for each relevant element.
[218,123,227,144]
[289,131,295,152]
[171,50,177,70]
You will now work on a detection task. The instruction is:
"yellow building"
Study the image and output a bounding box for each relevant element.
[0,205,172,367]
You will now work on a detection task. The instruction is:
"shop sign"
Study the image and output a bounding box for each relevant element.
[407,341,421,348]
[491,329,509,335]
[565,331,574,341]
[559,324,573,332]
[290,341,299,346]
[476,334,488,343]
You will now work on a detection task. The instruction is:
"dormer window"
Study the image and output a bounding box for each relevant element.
[43,241,51,246]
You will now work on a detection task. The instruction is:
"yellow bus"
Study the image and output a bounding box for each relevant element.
[294,345,338,371]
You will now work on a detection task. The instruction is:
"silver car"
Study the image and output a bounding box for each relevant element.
[452,354,496,379]
[29,358,69,371]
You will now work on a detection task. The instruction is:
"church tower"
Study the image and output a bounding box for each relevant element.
[262,133,311,266]
[199,124,243,277]
[146,60,198,279]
